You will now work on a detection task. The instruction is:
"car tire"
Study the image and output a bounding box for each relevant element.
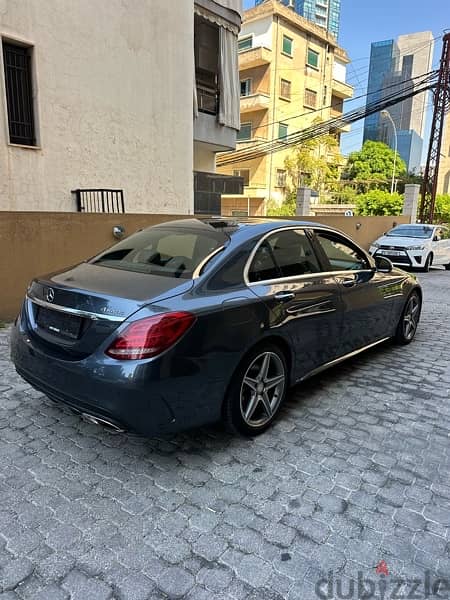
[445,263,450,271]
[223,342,288,436]
[394,291,421,345]
[420,253,432,272]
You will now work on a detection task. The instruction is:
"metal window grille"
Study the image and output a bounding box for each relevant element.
[276,169,287,187]
[280,79,291,100]
[2,42,36,146]
[73,189,125,213]
[304,88,318,108]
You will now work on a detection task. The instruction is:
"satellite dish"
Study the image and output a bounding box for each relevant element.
[344,210,354,217]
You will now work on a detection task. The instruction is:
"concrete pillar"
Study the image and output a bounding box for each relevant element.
[296,187,311,216]
[403,184,420,223]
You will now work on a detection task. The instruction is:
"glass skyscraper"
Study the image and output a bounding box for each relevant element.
[363,32,434,173]
[255,0,341,38]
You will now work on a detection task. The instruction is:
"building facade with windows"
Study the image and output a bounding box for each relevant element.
[256,0,341,39]
[217,0,352,216]
[363,31,434,174]
[0,0,242,213]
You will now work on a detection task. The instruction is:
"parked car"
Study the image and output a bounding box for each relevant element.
[11,218,422,437]
[369,223,450,272]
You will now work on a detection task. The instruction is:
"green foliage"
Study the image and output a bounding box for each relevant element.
[345,140,407,183]
[355,189,404,216]
[327,184,358,205]
[267,194,296,217]
[434,195,450,223]
[284,131,343,197]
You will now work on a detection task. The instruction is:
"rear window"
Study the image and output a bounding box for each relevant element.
[91,225,228,278]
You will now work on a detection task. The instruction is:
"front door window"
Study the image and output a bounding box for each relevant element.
[315,233,369,271]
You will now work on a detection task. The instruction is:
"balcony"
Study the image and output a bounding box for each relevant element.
[240,92,270,113]
[239,46,272,70]
[330,109,351,133]
[331,78,354,100]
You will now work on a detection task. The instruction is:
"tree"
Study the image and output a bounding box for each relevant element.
[284,133,343,195]
[435,195,450,223]
[345,140,407,184]
[355,189,404,216]
[267,196,296,216]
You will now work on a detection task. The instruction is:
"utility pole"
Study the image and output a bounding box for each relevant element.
[419,32,450,223]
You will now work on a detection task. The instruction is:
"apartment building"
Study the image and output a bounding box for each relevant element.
[0,0,242,213]
[256,0,341,39]
[217,0,353,216]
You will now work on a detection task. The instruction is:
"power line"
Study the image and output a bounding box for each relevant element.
[239,69,438,136]
[217,73,437,166]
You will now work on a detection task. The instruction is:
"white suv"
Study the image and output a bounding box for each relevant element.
[369,223,450,272]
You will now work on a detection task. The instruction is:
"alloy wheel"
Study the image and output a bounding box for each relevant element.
[240,351,286,428]
[403,294,420,340]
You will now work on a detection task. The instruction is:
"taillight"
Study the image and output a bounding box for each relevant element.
[105,312,196,360]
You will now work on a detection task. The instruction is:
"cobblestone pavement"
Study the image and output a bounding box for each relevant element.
[1,270,450,599]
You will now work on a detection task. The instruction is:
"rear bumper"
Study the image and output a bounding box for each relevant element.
[10,322,226,437]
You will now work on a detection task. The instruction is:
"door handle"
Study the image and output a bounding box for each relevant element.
[338,276,357,288]
[274,291,295,302]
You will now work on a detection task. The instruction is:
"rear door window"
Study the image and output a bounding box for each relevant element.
[248,229,320,282]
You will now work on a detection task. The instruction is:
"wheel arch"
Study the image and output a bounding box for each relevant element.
[221,334,293,417]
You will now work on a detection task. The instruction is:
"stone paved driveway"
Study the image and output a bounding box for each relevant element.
[1,270,450,600]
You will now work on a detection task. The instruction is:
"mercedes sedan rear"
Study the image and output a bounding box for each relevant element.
[11,218,422,437]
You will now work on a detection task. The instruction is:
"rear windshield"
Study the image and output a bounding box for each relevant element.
[386,226,434,239]
[91,225,228,278]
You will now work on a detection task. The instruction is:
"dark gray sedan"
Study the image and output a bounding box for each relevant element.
[10,218,421,437]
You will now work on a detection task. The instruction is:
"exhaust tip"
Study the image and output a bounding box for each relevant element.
[81,412,125,434]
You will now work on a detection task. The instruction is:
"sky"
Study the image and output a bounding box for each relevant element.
[242,0,446,157]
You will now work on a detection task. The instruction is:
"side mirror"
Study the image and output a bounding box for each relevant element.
[375,255,393,273]
[433,236,439,242]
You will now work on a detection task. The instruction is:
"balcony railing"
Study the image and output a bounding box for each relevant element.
[73,189,125,213]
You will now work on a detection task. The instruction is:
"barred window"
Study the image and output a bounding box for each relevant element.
[304,88,317,109]
[276,169,286,188]
[2,42,36,146]
[280,79,291,100]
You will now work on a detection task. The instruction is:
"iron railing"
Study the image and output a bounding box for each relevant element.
[73,189,125,213]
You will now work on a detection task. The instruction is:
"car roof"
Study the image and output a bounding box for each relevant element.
[151,217,323,238]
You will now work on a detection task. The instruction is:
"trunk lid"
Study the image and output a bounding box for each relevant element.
[26,262,193,358]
